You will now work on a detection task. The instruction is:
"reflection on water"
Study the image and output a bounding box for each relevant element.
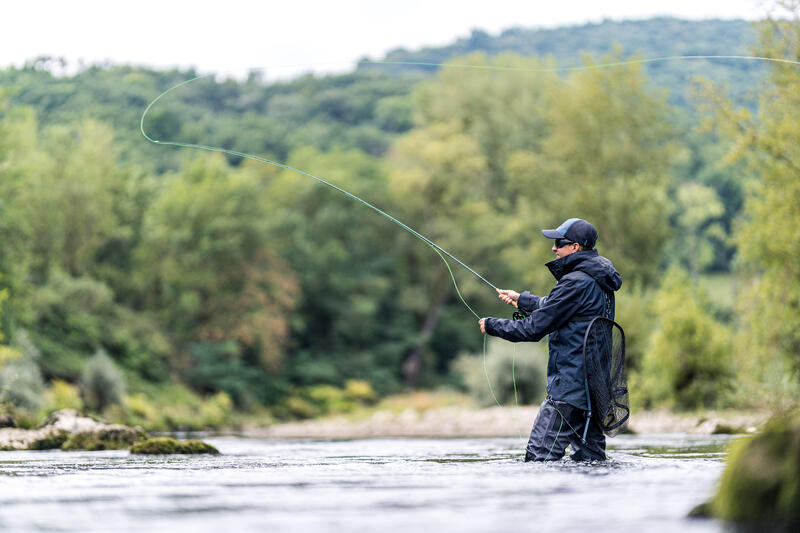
[0,434,736,532]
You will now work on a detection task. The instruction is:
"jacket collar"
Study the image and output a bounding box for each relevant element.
[545,250,598,281]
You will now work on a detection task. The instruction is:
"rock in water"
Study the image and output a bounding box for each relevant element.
[0,409,147,451]
[129,437,219,455]
[710,413,800,530]
[62,426,148,451]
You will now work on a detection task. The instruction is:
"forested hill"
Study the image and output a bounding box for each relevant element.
[363,17,764,107]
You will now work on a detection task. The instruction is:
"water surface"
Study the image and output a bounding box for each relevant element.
[0,434,733,532]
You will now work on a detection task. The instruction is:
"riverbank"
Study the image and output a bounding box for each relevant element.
[241,404,770,439]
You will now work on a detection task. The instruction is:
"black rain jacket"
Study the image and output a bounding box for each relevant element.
[484,250,622,410]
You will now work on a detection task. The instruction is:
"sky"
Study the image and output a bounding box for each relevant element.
[0,0,773,80]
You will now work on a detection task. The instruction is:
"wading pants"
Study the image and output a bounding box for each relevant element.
[524,397,606,462]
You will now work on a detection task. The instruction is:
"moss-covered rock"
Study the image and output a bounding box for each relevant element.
[62,426,148,451]
[0,409,150,451]
[129,437,219,455]
[706,413,800,530]
[27,430,70,450]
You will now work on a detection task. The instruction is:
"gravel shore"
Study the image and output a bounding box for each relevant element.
[242,406,770,439]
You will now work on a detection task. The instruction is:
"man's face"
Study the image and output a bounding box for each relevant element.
[552,238,580,259]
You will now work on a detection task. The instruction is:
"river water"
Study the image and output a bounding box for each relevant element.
[0,434,733,532]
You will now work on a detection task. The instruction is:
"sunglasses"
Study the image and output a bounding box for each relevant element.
[555,238,577,248]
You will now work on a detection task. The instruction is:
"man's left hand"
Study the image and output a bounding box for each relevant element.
[478,318,487,334]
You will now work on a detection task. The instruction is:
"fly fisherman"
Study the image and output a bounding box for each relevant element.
[478,218,622,461]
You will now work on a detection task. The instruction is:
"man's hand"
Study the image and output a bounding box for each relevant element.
[496,288,520,308]
[478,318,487,334]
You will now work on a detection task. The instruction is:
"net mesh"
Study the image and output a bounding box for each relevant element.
[583,317,629,436]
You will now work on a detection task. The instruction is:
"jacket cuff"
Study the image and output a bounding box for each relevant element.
[484,317,498,336]
[518,291,538,313]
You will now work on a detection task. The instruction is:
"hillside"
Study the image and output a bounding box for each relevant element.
[363,17,764,107]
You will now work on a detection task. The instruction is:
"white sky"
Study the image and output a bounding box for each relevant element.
[0,0,772,80]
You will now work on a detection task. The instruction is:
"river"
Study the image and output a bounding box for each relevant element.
[0,433,733,532]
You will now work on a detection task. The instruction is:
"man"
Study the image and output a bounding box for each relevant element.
[478,218,622,461]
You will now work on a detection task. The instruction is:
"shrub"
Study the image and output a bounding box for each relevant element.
[635,267,734,410]
[453,337,547,407]
[284,395,319,419]
[42,379,84,414]
[0,332,45,411]
[198,391,234,427]
[307,385,356,414]
[109,386,235,432]
[344,379,377,404]
[81,350,126,412]
[282,381,379,420]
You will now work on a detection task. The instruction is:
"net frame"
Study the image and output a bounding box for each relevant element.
[581,316,629,440]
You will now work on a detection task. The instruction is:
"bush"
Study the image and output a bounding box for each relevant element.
[344,379,377,404]
[42,379,84,414]
[198,392,234,427]
[282,381,379,420]
[28,272,116,380]
[81,350,126,412]
[28,272,170,381]
[108,386,235,431]
[307,385,355,414]
[0,332,45,411]
[453,337,547,407]
[635,267,734,410]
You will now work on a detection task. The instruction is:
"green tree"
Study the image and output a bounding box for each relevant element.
[26,271,170,381]
[0,100,38,336]
[262,147,415,392]
[136,155,296,375]
[507,54,676,288]
[18,120,120,280]
[413,53,557,205]
[674,182,725,280]
[388,121,507,384]
[710,2,800,405]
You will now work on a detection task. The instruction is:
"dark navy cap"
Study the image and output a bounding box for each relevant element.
[542,218,598,248]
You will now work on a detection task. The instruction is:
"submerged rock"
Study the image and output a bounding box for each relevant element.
[129,437,219,455]
[696,413,800,531]
[0,409,148,451]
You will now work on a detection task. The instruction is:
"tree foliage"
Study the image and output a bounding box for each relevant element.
[709,2,800,404]
[0,14,796,416]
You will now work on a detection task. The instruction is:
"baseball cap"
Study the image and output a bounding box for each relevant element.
[541,218,598,249]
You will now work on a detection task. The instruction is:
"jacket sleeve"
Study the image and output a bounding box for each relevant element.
[485,276,586,342]
[517,291,544,314]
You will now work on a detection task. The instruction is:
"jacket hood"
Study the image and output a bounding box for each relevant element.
[546,250,622,292]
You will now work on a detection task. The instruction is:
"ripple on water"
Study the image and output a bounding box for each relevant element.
[0,434,731,533]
